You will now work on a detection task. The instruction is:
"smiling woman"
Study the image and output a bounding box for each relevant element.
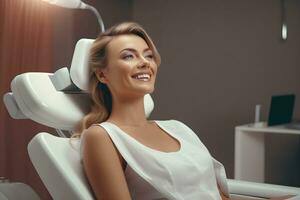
[75,22,232,200]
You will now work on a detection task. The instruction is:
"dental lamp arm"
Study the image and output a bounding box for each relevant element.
[84,4,105,33]
[43,0,105,32]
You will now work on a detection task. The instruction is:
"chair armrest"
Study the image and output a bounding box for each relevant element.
[228,179,300,198]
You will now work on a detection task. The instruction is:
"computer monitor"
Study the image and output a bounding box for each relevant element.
[267,94,295,126]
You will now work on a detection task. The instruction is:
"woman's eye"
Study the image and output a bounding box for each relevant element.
[145,54,154,60]
[123,54,134,60]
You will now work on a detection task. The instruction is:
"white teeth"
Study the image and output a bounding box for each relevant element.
[133,74,150,81]
[137,74,150,79]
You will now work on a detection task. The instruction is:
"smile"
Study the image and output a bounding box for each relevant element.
[132,73,151,81]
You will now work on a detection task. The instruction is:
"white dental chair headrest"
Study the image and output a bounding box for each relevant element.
[69,39,94,91]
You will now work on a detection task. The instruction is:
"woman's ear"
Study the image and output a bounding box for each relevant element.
[95,70,108,84]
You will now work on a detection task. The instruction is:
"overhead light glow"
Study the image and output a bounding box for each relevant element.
[282,24,287,40]
[41,0,85,9]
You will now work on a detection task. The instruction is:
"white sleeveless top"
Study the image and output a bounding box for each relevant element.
[81,119,229,200]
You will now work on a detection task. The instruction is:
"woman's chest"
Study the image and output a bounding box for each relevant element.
[125,144,216,199]
[121,125,181,153]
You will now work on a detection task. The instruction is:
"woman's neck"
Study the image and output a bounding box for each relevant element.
[107,95,148,127]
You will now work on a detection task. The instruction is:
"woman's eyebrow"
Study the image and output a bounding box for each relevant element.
[120,47,152,54]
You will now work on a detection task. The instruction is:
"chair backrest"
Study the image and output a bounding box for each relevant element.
[28,132,94,200]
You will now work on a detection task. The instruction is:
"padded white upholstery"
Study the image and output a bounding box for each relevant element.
[28,133,93,200]
[228,179,300,198]
[70,39,94,91]
[3,92,26,119]
[10,72,90,131]
[0,182,40,200]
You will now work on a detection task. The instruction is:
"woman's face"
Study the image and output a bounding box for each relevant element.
[98,34,158,99]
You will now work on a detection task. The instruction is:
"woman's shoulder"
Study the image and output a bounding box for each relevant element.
[83,120,114,136]
[80,123,122,160]
[81,124,110,145]
[79,124,110,160]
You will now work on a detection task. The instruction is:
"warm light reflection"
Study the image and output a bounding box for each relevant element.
[40,0,83,9]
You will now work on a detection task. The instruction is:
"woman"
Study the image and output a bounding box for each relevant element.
[78,22,293,200]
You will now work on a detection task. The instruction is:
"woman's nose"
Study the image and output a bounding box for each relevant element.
[137,58,150,69]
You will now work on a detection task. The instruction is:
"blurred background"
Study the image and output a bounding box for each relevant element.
[1,0,300,199]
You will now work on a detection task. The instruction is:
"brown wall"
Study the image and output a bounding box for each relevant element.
[0,1,55,199]
[131,0,300,186]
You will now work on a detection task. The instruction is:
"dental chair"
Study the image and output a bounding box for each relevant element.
[3,39,300,200]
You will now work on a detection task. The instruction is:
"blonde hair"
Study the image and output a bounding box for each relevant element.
[75,22,161,136]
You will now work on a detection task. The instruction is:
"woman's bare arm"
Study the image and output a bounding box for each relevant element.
[83,126,131,200]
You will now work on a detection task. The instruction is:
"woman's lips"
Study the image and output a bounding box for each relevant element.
[132,73,151,81]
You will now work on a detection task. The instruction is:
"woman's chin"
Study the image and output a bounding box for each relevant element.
[132,86,154,96]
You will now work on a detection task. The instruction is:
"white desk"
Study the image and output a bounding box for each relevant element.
[234,122,300,182]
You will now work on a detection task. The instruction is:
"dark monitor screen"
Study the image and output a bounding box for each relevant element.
[267,94,295,126]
